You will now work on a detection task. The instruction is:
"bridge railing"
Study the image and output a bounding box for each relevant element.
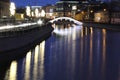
[49,17,83,25]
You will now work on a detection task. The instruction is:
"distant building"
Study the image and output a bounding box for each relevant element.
[15,8,25,20]
[0,0,10,18]
[43,5,55,19]
[31,6,42,18]
[55,1,79,17]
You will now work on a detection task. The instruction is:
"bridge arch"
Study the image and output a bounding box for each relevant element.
[49,17,83,25]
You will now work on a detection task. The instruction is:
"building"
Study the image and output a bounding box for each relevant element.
[43,5,55,19]
[15,8,25,20]
[31,6,42,18]
[75,1,107,21]
[55,1,79,17]
[0,0,10,18]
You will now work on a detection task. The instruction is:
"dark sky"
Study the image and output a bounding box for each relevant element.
[10,0,59,7]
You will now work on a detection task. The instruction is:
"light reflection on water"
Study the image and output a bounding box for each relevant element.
[101,29,106,80]
[3,41,45,80]
[88,27,93,80]
[9,61,17,80]
[1,24,120,80]
[25,51,31,80]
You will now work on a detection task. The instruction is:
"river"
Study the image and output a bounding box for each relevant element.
[0,23,120,80]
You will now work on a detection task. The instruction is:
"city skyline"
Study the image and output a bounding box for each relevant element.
[10,0,59,7]
[9,0,120,8]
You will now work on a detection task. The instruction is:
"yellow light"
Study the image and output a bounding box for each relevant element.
[104,9,106,11]
[33,45,39,79]
[90,10,93,13]
[49,13,53,16]
[25,51,31,80]
[97,17,101,21]
[9,61,17,80]
[39,41,45,79]
[21,14,24,19]
[81,11,84,14]
[94,13,101,22]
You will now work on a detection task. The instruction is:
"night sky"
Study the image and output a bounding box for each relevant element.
[10,0,59,7]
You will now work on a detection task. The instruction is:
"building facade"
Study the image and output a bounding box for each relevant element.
[55,1,79,18]
[44,5,55,19]
[0,0,10,18]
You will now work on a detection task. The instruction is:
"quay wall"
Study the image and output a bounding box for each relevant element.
[83,22,120,31]
[0,23,53,63]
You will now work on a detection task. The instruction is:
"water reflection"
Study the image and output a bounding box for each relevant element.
[34,45,39,78]
[25,51,31,80]
[88,27,93,80]
[9,61,17,80]
[39,41,45,80]
[1,24,120,80]
[50,25,119,80]
[53,24,82,36]
[101,29,106,80]
[3,41,45,80]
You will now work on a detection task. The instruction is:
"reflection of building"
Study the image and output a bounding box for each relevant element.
[55,1,79,17]
[0,0,10,17]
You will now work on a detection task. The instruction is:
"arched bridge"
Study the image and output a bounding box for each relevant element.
[49,17,83,25]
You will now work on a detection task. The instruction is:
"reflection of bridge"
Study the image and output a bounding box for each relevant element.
[49,17,83,25]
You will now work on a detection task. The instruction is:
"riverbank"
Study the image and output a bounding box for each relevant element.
[0,23,54,63]
[83,22,120,31]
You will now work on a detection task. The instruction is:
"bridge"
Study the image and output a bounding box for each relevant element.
[49,17,83,25]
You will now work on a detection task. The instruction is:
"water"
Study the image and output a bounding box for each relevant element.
[0,24,120,80]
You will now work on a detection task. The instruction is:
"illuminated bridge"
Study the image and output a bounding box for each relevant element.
[49,17,83,25]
